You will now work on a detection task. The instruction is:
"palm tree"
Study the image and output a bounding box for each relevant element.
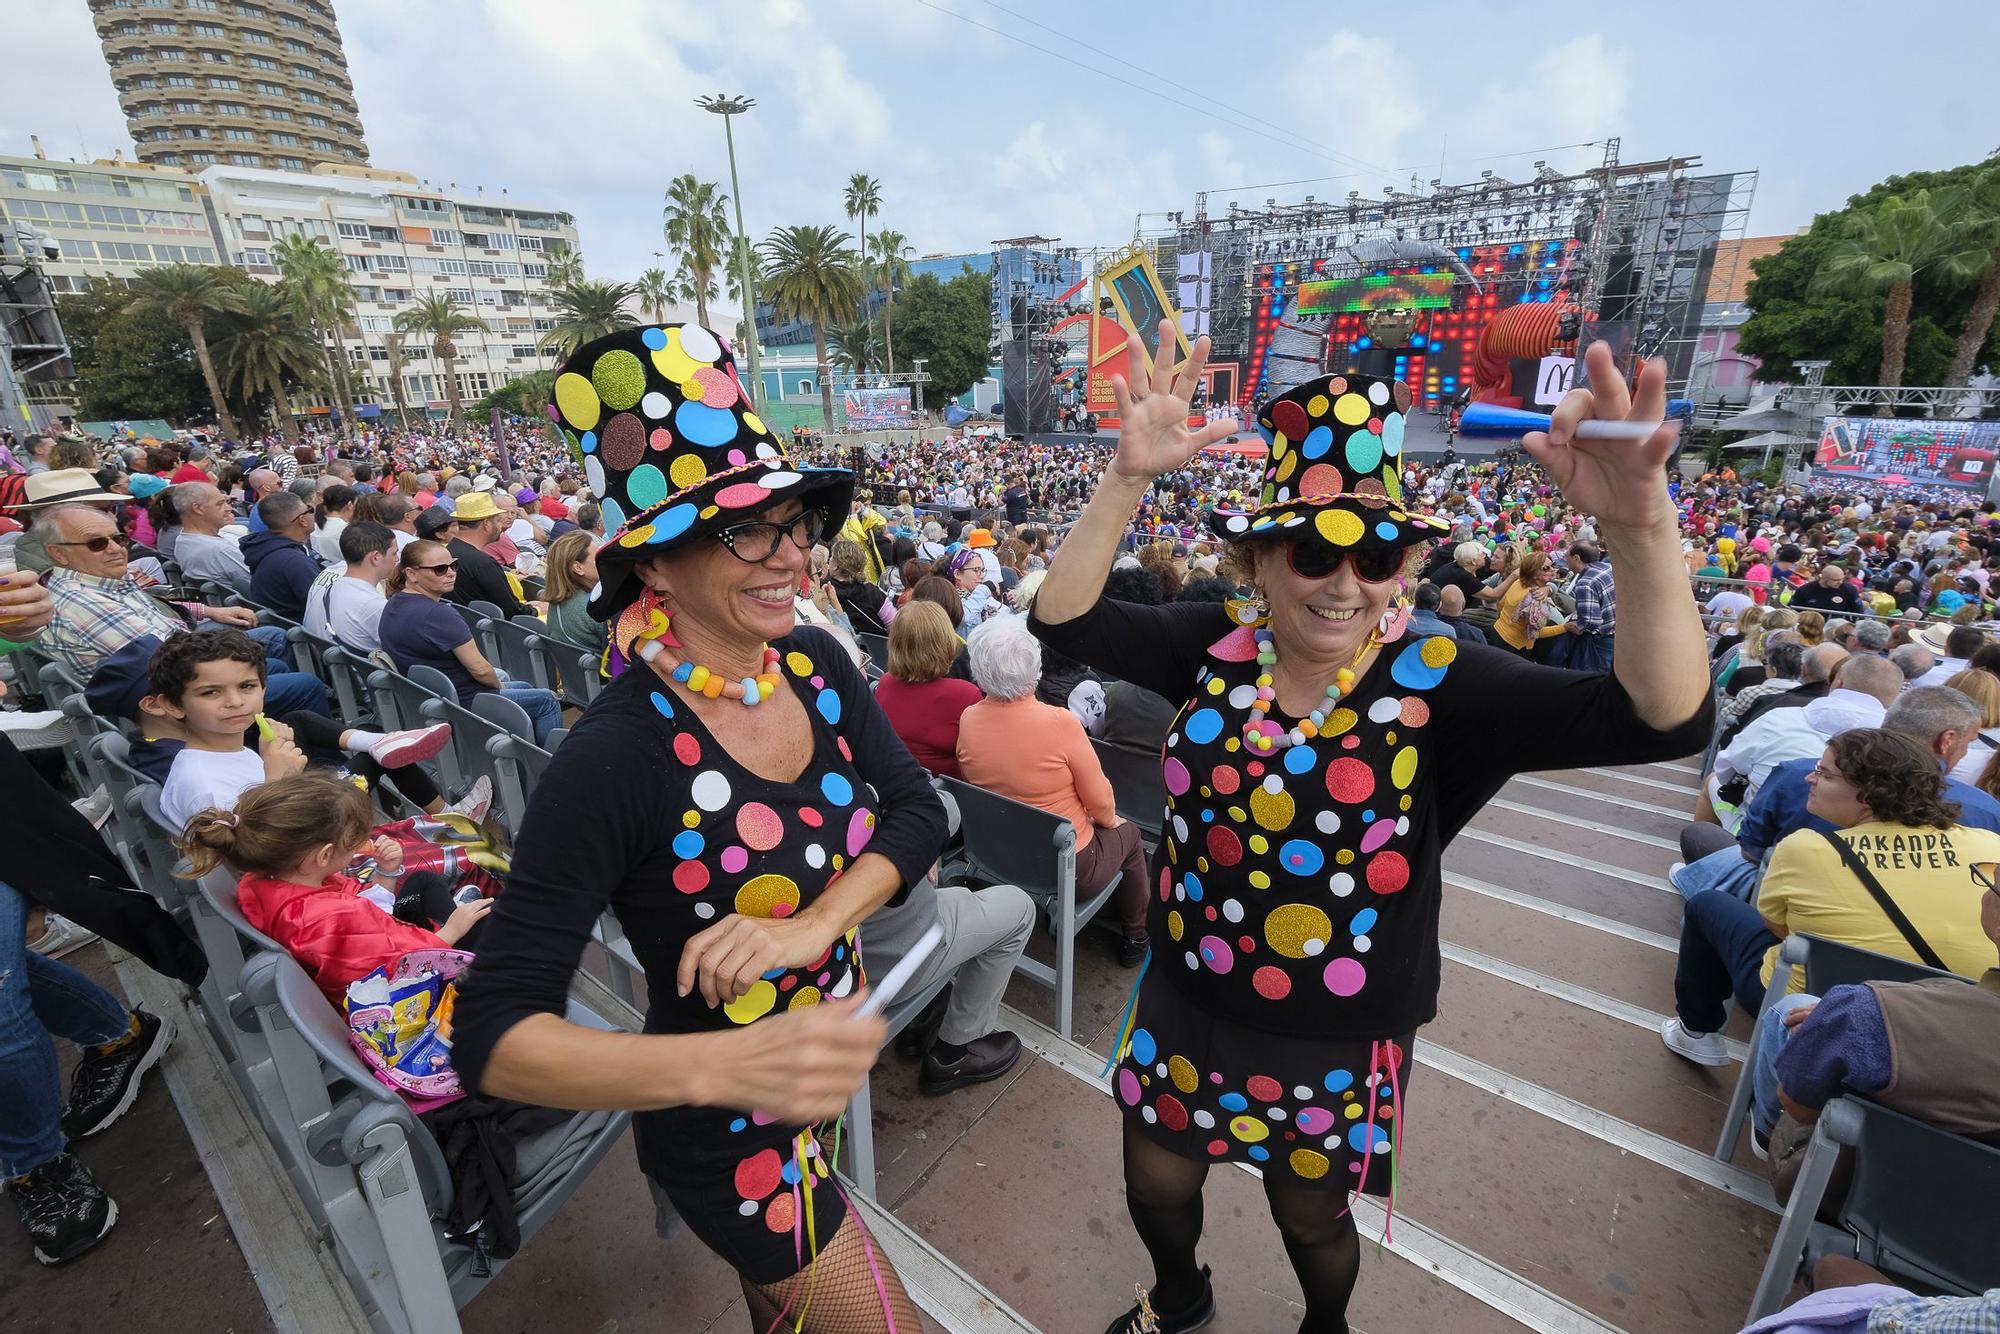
[1945,166,2000,388]
[214,282,322,447]
[761,224,863,430]
[844,174,882,339]
[869,229,913,374]
[125,264,248,438]
[662,174,730,332]
[1812,188,1985,404]
[827,316,881,376]
[271,232,361,439]
[538,278,639,358]
[382,331,413,430]
[672,264,721,319]
[543,247,585,289]
[636,266,674,323]
[393,291,487,429]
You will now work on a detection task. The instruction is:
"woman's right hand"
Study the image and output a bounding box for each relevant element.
[1108,320,1239,484]
[701,995,887,1122]
[438,895,493,943]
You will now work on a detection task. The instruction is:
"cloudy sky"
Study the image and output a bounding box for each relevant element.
[8,0,1995,288]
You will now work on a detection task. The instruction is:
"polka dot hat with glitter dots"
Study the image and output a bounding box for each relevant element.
[1209,370,1452,550]
[545,324,853,624]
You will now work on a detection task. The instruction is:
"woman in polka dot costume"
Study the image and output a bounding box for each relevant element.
[1034,329,1713,1334]
[453,327,948,1330]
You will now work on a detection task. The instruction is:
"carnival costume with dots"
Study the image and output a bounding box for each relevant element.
[1032,371,1710,1214]
[453,329,948,1288]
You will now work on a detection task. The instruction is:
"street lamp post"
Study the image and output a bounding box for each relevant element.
[696,94,764,414]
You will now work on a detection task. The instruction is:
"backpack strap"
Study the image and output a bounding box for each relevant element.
[1815,829,1950,970]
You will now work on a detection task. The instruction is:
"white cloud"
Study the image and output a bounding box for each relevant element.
[1464,35,1631,158]
[1280,30,1427,173]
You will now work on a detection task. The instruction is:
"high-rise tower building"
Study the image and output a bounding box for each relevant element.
[88,0,369,173]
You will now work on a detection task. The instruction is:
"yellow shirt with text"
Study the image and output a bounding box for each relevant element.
[1756,820,2000,987]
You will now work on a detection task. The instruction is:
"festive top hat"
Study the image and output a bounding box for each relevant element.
[546,323,852,627]
[1209,371,1448,550]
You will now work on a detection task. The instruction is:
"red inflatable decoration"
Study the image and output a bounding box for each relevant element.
[1469,302,1579,409]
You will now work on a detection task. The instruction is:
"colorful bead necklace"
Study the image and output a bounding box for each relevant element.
[1241,626,1378,752]
[643,638,784,706]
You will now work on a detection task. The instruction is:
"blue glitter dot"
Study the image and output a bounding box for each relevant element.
[672,829,704,859]
[1219,1092,1249,1113]
[1201,809,1216,822]
[1324,1069,1354,1094]
[1183,708,1224,745]
[1361,809,1375,823]
[1130,1028,1158,1066]
[1375,521,1401,541]
[1350,908,1378,935]
[1283,745,1317,775]
[820,771,853,806]
[641,327,667,350]
[1301,425,1333,459]
[1350,1123,1386,1153]
[729,1117,747,1133]
[675,400,738,446]
[579,430,598,454]
[648,502,698,544]
[1277,839,1324,876]
[761,966,787,980]
[649,690,674,718]
[816,689,841,724]
[781,1159,801,1185]
[1247,1144,1271,1162]
[1183,872,1204,902]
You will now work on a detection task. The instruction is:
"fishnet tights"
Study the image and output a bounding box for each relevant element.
[742,1216,926,1334]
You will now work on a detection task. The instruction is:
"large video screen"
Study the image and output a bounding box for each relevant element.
[1812,416,2000,494]
[1295,272,1454,315]
[841,387,913,431]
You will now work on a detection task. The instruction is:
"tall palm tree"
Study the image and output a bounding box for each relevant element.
[543,247,585,289]
[844,174,882,339]
[762,224,864,430]
[662,174,730,332]
[1945,166,2000,388]
[869,229,913,374]
[538,278,639,358]
[125,264,248,438]
[271,232,361,439]
[636,266,674,323]
[827,316,881,376]
[1813,188,1985,404]
[393,291,487,429]
[382,331,413,430]
[673,264,721,320]
[215,282,322,447]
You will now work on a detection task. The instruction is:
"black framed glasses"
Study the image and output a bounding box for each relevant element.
[714,511,824,564]
[51,533,131,554]
[1286,540,1406,584]
[412,559,459,574]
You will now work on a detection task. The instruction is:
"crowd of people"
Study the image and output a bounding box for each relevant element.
[3,317,1998,1334]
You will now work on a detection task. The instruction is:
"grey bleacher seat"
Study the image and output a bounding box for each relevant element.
[1715,934,1967,1164]
[937,775,1122,1037]
[481,615,555,691]
[322,644,384,727]
[843,952,952,1201]
[484,723,553,843]
[285,624,330,679]
[1090,737,1164,841]
[854,631,889,682]
[512,620,596,707]
[450,599,507,662]
[63,702,150,887]
[367,661,445,734]
[250,952,629,1333]
[90,732,183,908]
[1746,1096,2000,1321]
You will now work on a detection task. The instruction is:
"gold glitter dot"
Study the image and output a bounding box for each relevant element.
[1290,1148,1331,1180]
[682,811,701,829]
[1336,849,1355,865]
[1167,910,1185,940]
[1385,730,1397,745]
[1399,795,1413,811]
[1265,903,1333,958]
[1168,1055,1199,1093]
[1227,806,1247,823]
[1224,737,1241,752]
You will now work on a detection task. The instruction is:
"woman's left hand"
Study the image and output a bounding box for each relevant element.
[676,913,835,1008]
[1523,340,1679,537]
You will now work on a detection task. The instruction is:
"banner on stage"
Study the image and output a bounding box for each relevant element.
[1812,416,2000,493]
[1295,272,1454,315]
[841,387,913,431]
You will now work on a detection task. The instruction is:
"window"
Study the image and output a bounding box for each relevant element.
[188,246,216,262]
[342,253,370,272]
[148,20,180,32]
[360,315,392,332]
[248,57,280,71]
[188,152,216,164]
[62,240,96,258]
[242,29,271,44]
[393,196,447,215]
[213,101,246,115]
[156,48,185,61]
[181,126,211,138]
[269,132,299,145]
[297,218,329,238]
[254,80,284,95]
[487,233,516,251]
[228,153,261,166]
[372,254,407,272]
[446,287,474,304]
[223,129,256,141]
[239,247,270,266]
[284,39,309,53]
[291,65,315,78]
[207,76,238,89]
[303,114,327,127]
[367,225,396,242]
[198,50,231,64]
[238,214,266,235]
[296,90,321,104]
[429,228,459,246]
[191,23,225,36]
[278,14,304,28]
[156,153,181,165]
[516,235,543,251]
[461,232,487,249]
[129,76,159,88]
[187,0,219,10]
[335,221,369,239]
[383,288,411,303]
[439,258,467,275]
[476,290,498,305]
[407,257,439,273]
[122,50,152,63]
[511,344,538,359]
[170,99,200,111]
[165,75,196,87]
[307,138,333,152]
[275,157,305,171]
[264,108,292,120]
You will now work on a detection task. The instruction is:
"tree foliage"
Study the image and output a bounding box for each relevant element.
[890,267,991,404]
[1739,159,1999,386]
[57,278,212,423]
[469,368,555,421]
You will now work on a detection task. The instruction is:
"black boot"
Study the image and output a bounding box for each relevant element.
[1102,1264,1215,1334]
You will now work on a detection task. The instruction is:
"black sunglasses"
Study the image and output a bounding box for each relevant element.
[1286,540,1406,584]
[412,559,459,574]
[714,511,825,564]
[51,533,131,553]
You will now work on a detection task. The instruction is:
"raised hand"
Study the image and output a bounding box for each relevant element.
[1522,340,1680,537]
[1109,319,1240,483]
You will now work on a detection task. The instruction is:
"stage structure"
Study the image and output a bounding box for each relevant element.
[1160,143,1754,414]
[990,235,1092,437]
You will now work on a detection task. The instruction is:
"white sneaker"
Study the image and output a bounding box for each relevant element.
[369,722,452,768]
[442,775,493,825]
[30,914,98,959]
[71,786,114,830]
[1659,1016,1731,1066]
[1667,860,1687,883]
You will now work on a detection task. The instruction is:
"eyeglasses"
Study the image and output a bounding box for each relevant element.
[1285,540,1407,584]
[50,533,131,554]
[412,560,459,574]
[714,511,824,564]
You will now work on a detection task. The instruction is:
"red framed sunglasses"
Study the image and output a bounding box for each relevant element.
[1285,540,1407,583]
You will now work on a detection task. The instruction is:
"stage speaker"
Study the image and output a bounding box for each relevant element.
[1001,340,1053,435]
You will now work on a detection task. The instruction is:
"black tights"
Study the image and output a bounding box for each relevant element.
[1123,1122,1362,1334]
[390,870,486,950]
[278,709,441,808]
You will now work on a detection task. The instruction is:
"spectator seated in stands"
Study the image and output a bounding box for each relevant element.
[239,491,327,622]
[141,630,455,830]
[1426,540,1489,607]
[955,614,1150,966]
[378,540,563,745]
[1720,639,1846,754]
[1663,728,2000,1067]
[37,501,329,715]
[180,772,492,1006]
[1911,623,1985,688]
[874,600,982,777]
[1096,565,1181,755]
[1944,668,2000,787]
[1716,633,1805,735]
[1407,581,1460,643]
[1675,686,2000,901]
[539,529,605,656]
[1702,652,1900,825]
[829,538,895,639]
[302,520,397,655]
[169,481,252,593]
[1431,582,1486,646]
[1850,618,1891,656]
[948,547,999,636]
[444,492,534,617]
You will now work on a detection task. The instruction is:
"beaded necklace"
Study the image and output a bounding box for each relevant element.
[658,643,784,705]
[1240,627,1380,751]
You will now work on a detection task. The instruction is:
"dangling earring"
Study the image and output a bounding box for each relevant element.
[1228,587,1270,626]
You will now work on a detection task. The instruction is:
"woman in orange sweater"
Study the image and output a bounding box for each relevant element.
[956,614,1151,964]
